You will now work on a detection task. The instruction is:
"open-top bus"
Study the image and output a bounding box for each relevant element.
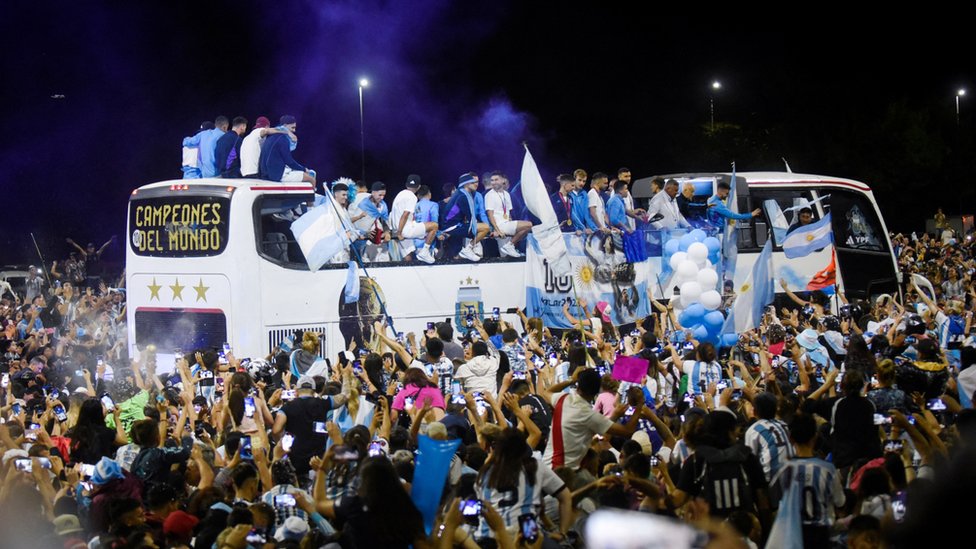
[126,172,899,370]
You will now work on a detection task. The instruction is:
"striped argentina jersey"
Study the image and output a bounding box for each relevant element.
[770,457,846,527]
[744,419,795,482]
[474,456,566,540]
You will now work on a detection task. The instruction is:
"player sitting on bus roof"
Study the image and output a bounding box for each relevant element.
[485,172,530,258]
[391,175,437,264]
[443,172,491,262]
[349,182,391,256]
[258,115,315,184]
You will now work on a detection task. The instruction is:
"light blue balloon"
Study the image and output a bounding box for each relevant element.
[693,325,710,340]
[703,310,725,331]
[679,232,696,251]
[720,333,739,347]
[682,303,706,325]
[690,229,707,242]
[664,238,681,256]
[703,236,721,253]
[708,250,721,265]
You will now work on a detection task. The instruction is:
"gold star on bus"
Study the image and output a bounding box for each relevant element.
[170,278,185,301]
[193,279,210,302]
[147,278,162,301]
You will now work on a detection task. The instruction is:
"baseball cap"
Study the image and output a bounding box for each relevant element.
[274,516,309,542]
[53,514,84,536]
[254,116,271,129]
[163,510,200,538]
[406,174,422,188]
[595,301,612,324]
[296,375,316,390]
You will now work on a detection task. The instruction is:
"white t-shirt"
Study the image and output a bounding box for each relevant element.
[239,127,266,176]
[587,188,606,228]
[484,189,513,221]
[542,392,614,469]
[390,190,418,234]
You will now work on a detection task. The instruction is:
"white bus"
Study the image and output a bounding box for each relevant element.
[126,172,899,368]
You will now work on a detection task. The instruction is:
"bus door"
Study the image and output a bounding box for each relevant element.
[827,190,899,299]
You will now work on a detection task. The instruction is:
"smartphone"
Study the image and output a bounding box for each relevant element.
[54,404,68,422]
[368,440,385,457]
[11,403,22,416]
[426,321,435,331]
[313,421,327,434]
[25,423,41,441]
[245,530,266,544]
[332,444,360,461]
[716,381,728,391]
[548,354,558,367]
[81,463,95,479]
[282,389,297,401]
[404,397,415,411]
[885,440,904,453]
[492,307,500,320]
[513,371,526,380]
[1,373,8,388]
[650,456,660,467]
[873,413,892,426]
[518,514,539,543]
[240,436,253,460]
[96,356,104,367]
[14,458,32,472]
[450,393,467,405]
[459,499,482,523]
[100,394,116,412]
[465,314,474,328]
[731,389,743,401]
[216,377,225,387]
[682,341,694,351]
[274,494,297,507]
[282,433,294,453]
[683,392,695,404]
[244,397,256,418]
[927,398,947,411]
[222,342,232,356]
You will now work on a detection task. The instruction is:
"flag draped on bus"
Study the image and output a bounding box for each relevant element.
[520,145,571,276]
[290,204,346,272]
[782,213,833,259]
[722,239,774,335]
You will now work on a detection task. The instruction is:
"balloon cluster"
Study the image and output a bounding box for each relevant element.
[663,229,726,345]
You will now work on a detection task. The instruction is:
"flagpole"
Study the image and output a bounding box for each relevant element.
[321,185,398,335]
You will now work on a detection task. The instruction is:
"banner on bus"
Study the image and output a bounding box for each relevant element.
[525,233,651,329]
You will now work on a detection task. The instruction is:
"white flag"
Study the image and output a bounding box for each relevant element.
[520,146,571,276]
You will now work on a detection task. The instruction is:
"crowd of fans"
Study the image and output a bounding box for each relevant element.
[4,215,976,548]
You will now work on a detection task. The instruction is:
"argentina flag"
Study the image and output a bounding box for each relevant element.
[290,204,346,271]
[722,239,775,335]
[782,213,833,259]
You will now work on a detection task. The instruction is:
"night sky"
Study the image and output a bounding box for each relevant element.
[1,3,973,266]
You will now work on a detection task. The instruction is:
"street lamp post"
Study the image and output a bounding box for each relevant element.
[710,81,722,132]
[956,88,966,126]
[359,78,369,184]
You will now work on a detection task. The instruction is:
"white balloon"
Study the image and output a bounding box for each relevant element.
[687,242,709,261]
[669,251,688,271]
[700,290,722,310]
[697,268,719,289]
[680,281,703,303]
[677,259,699,279]
[680,292,697,308]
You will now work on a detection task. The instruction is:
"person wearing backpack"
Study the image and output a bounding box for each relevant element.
[672,393,770,529]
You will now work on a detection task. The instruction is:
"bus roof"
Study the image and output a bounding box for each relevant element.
[648,171,873,193]
[131,178,315,197]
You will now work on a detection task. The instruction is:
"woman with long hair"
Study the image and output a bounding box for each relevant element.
[474,427,546,541]
[66,397,126,464]
[844,334,878,377]
[315,456,428,549]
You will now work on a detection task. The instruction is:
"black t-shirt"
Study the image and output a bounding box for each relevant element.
[335,495,418,549]
[829,395,882,469]
[281,396,334,475]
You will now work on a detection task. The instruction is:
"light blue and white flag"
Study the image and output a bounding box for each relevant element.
[721,163,738,283]
[764,477,803,549]
[290,205,345,271]
[722,239,775,334]
[783,213,833,259]
[521,145,571,276]
[344,261,360,304]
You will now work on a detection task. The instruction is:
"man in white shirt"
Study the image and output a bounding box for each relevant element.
[390,175,437,264]
[484,172,531,258]
[646,179,691,230]
[541,368,644,469]
[587,171,610,232]
[239,116,291,178]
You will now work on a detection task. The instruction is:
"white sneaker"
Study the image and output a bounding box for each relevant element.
[500,242,523,258]
[416,248,435,264]
[458,246,481,262]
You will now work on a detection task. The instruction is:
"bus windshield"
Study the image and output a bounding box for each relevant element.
[129,193,231,257]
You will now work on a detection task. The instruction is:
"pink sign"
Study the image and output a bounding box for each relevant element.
[612,355,649,384]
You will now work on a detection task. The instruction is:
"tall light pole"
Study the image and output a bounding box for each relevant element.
[710,81,722,132]
[358,78,369,185]
[956,88,966,126]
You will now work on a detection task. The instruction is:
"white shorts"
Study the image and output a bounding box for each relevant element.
[400,220,428,239]
[281,166,305,182]
[496,219,519,236]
